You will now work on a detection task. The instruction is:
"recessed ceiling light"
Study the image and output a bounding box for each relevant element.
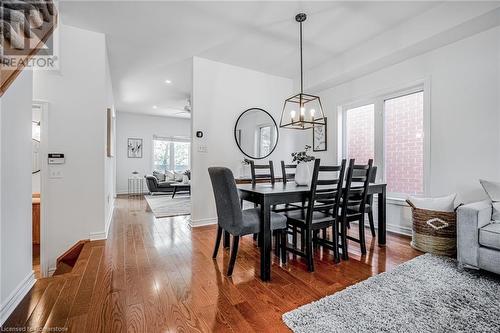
[165,79,172,84]
[153,105,158,109]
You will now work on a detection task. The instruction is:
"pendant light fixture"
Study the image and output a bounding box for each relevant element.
[280,13,325,130]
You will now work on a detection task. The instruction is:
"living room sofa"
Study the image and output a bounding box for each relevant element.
[457,200,500,275]
[144,175,176,194]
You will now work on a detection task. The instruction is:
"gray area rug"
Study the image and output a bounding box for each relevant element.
[144,195,191,218]
[283,254,500,333]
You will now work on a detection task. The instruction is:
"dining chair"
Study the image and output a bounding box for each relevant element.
[338,159,374,259]
[250,160,275,186]
[281,162,296,183]
[351,166,377,236]
[283,159,347,271]
[208,167,287,276]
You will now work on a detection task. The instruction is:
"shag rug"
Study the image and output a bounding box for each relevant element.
[283,254,500,333]
[144,195,191,218]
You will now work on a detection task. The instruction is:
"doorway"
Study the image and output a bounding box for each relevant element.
[32,101,48,278]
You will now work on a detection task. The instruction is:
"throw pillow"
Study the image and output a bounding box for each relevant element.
[174,172,183,182]
[407,194,456,212]
[153,170,165,182]
[165,171,175,181]
[480,179,500,221]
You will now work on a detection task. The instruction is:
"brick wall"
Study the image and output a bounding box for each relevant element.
[385,91,424,194]
[346,104,375,163]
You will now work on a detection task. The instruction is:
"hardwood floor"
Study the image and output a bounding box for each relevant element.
[3,197,421,332]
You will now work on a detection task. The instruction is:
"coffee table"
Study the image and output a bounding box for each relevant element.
[171,183,191,198]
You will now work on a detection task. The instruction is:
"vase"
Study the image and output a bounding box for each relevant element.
[294,161,313,186]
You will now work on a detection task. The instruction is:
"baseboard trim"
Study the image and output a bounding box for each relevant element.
[48,266,57,276]
[0,271,36,325]
[189,217,217,228]
[386,224,412,236]
[105,201,115,239]
[89,231,107,241]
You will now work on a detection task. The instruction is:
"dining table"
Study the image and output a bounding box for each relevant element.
[237,182,387,281]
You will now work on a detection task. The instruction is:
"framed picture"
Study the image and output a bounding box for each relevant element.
[313,118,327,152]
[128,138,143,158]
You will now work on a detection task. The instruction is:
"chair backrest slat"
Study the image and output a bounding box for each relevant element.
[281,161,297,184]
[250,160,275,186]
[305,159,347,226]
[340,159,373,218]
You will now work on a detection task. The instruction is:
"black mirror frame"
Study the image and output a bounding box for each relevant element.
[234,108,279,160]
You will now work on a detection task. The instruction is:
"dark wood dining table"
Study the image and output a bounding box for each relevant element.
[237,182,387,281]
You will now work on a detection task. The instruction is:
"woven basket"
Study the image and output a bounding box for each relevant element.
[406,200,458,257]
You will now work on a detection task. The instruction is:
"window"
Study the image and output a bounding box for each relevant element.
[342,88,426,196]
[258,125,272,157]
[384,92,424,194]
[345,104,375,162]
[153,138,191,172]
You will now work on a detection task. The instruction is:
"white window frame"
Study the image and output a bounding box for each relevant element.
[339,79,431,199]
[152,136,191,172]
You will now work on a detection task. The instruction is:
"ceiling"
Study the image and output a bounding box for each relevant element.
[59,1,440,118]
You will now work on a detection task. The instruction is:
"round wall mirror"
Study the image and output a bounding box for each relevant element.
[234,108,279,159]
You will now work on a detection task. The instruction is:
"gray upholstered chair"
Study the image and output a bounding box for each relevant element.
[457,201,500,275]
[208,167,287,276]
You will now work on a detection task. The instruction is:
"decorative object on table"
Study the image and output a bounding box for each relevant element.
[106,108,115,157]
[313,117,327,151]
[234,108,279,159]
[279,13,326,130]
[183,169,191,180]
[128,176,144,197]
[291,145,315,186]
[127,138,143,158]
[182,170,191,184]
[239,158,251,178]
[407,194,459,256]
[283,254,500,333]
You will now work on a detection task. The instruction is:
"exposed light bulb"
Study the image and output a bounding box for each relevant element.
[290,110,296,119]
[300,107,305,116]
[310,109,315,118]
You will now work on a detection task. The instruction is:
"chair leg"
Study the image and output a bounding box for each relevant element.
[359,217,367,255]
[305,229,314,272]
[292,225,298,248]
[300,229,306,252]
[333,223,340,264]
[223,231,230,249]
[253,233,258,241]
[280,230,287,264]
[227,236,240,276]
[368,211,376,237]
[274,231,280,257]
[341,221,348,260]
[212,226,223,259]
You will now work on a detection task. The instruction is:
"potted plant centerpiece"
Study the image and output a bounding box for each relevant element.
[291,145,315,186]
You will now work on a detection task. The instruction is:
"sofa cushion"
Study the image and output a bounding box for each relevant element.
[480,179,500,222]
[157,181,175,188]
[153,170,165,182]
[479,222,500,250]
[165,170,175,181]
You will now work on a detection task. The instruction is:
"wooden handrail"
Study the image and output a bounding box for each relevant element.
[1,1,58,96]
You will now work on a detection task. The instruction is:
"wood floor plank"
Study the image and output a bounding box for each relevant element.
[3,197,421,332]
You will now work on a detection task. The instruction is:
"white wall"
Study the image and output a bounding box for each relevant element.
[115,112,191,194]
[0,70,35,324]
[33,24,114,274]
[191,57,305,226]
[104,47,116,234]
[314,26,500,234]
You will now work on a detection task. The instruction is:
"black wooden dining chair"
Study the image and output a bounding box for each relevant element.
[351,166,378,236]
[208,167,287,276]
[338,159,373,259]
[281,162,296,183]
[283,159,347,271]
[250,160,275,185]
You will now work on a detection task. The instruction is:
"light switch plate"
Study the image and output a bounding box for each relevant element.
[198,145,208,153]
[49,165,63,179]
